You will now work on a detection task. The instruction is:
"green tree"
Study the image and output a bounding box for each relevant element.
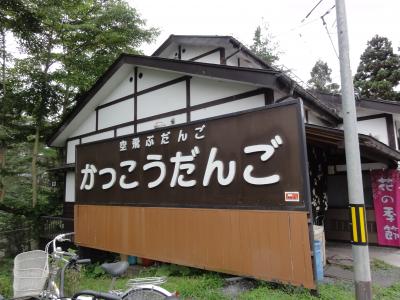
[354,35,400,100]
[307,59,339,93]
[0,131,60,254]
[54,0,158,114]
[250,24,280,66]
[0,0,41,203]
[12,0,158,208]
[0,0,158,238]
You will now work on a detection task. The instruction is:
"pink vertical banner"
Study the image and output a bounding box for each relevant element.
[371,169,400,247]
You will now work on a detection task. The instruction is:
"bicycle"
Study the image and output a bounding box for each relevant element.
[100,261,175,300]
[4,232,177,300]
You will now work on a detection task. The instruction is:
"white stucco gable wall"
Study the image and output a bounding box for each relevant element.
[153,36,266,69]
[61,64,272,203]
[356,106,396,148]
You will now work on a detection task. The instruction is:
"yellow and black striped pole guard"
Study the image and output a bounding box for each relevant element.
[349,204,368,245]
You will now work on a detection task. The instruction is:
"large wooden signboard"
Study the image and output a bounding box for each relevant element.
[74,100,316,288]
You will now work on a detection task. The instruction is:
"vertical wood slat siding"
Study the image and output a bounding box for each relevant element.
[74,205,315,288]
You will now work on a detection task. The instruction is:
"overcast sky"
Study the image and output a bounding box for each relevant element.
[129,0,399,87]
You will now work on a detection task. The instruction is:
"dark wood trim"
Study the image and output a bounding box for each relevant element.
[225,49,241,61]
[47,55,127,146]
[48,53,339,146]
[360,148,396,168]
[136,75,191,96]
[139,108,188,125]
[186,78,191,122]
[305,110,309,123]
[95,110,99,130]
[357,113,396,148]
[220,48,226,65]
[190,88,267,111]
[96,76,190,112]
[67,121,136,142]
[188,47,224,62]
[96,93,135,111]
[67,106,189,143]
[63,170,67,202]
[359,99,400,114]
[264,89,274,105]
[71,96,400,164]
[178,45,182,60]
[357,113,391,121]
[152,35,274,69]
[306,123,400,161]
[141,54,266,79]
[386,114,396,148]
[66,88,268,142]
[290,89,339,126]
[73,100,301,148]
[134,67,138,133]
[67,100,400,163]
[152,34,174,56]
[317,92,400,114]
[237,58,240,67]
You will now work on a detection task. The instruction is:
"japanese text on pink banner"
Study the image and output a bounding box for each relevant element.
[371,169,400,247]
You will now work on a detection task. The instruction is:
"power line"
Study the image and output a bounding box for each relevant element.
[321,17,339,58]
[321,4,336,19]
[299,0,339,59]
[268,0,341,84]
[273,16,321,38]
[311,3,339,58]
[331,18,337,28]
[320,5,339,58]
[301,0,325,23]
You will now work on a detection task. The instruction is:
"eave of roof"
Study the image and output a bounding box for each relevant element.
[306,123,400,163]
[358,98,400,114]
[47,54,127,146]
[152,35,231,56]
[48,54,340,146]
[152,34,274,70]
[315,91,400,115]
[276,77,341,124]
[151,35,341,123]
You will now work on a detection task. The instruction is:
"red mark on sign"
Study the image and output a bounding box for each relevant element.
[285,192,300,202]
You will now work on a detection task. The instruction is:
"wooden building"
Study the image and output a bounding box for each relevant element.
[47,35,400,285]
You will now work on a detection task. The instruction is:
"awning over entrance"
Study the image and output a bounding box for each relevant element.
[305,124,400,167]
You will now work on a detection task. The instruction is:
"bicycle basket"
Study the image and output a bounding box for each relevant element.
[13,250,49,298]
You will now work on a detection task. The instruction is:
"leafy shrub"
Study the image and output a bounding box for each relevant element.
[84,262,106,278]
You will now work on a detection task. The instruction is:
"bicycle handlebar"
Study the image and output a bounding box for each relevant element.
[53,232,74,250]
[72,290,122,300]
[59,256,91,298]
[76,258,91,264]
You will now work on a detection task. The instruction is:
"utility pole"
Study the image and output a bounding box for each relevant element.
[335,1,372,299]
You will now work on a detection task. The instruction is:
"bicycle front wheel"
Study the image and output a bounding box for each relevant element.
[122,285,172,300]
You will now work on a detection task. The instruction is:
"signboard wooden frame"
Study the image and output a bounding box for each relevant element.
[74,100,316,289]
